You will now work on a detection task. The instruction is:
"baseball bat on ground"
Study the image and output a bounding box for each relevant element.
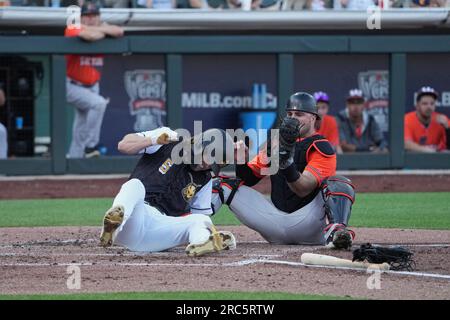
[301,253,390,271]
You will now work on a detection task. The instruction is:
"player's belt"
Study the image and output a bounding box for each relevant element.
[70,79,97,88]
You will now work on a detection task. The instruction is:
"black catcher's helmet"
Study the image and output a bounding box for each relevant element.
[286,92,320,119]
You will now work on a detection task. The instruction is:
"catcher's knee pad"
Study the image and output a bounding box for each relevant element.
[321,175,355,226]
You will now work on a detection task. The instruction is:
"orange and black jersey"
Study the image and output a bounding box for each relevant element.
[65,26,104,85]
[236,134,336,213]
[404,111,447,151]
[317,114,340,148]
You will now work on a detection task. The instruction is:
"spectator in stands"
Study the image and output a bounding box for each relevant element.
[333,0,375,9]
[206,0,261,9]
[65,2,123,158]
[281,0,312,10]
[408,0,447,7]
[259,0,282,10]
[61,0,86,7]
[231,0,261,8]
[176,0,206,8]
[310,0,333,9]
[103,0,131,7]
[0,82,7,159]
[314,91,343,153]
[336,88,387,153]
[404,86,448,153]
[137,0,177,8]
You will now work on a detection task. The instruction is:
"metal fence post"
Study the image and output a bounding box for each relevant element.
[50,54,67,174]
[277,54,294,118]
[389,53,406,168]
[166,54,183,129]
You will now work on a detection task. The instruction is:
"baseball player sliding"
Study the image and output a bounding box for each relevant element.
[212,92,356,249]
[100,127,236,257]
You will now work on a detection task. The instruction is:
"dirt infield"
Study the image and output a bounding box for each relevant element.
[0,226,449,299]
[0,174,449,299]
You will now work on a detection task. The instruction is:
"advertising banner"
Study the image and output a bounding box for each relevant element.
[98,54,450,155]
[182,54,278,134]
[99,55,165,155]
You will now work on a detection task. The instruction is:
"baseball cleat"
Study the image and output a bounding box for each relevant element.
[324,223,355,250]
[84,147,101,159]
[100,205,125,247]
[185,230,236,257]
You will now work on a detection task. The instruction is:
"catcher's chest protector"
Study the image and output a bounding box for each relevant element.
[271,134,332,213]
[321,176,355,226]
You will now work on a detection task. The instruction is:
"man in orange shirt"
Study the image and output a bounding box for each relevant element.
[211,92,356,249]
[404,87,447,153]
[314,91,343,154]
[65,3,123,158]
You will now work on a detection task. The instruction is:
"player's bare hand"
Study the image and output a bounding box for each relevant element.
[100,23,124,38]
[422,145,437,153]
[436,114,449,129]
[369,146,388,153]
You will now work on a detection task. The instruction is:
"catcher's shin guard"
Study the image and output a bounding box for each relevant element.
[100,205,125,247]
[185,226,236,257]
[322,176,356,249]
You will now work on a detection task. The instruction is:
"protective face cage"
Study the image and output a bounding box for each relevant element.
[190,128,234,176]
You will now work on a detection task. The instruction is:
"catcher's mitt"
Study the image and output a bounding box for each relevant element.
[352,243,415,271]
[278,117,303,169]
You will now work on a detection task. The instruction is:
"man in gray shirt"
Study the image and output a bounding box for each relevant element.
[336,89,387,153]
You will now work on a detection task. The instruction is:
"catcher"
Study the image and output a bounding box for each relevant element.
[213,92,356,249]
[100,127,236,257]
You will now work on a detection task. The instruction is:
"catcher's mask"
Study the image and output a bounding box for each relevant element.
[286,92,321,120]
[190,128,234,176]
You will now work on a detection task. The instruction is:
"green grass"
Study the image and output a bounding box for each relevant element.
[0,291,350,300]
[0,192,449,229]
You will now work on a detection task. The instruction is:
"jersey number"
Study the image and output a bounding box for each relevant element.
[159,158,173,174]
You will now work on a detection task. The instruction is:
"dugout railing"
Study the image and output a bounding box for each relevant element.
[0,35,449,175]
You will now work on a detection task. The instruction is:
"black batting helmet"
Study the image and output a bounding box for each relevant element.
[286,92,321,119]
[191,128,234,176]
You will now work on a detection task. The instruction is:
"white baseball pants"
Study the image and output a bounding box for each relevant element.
[212,183,327,245]
[111,179,213,252]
